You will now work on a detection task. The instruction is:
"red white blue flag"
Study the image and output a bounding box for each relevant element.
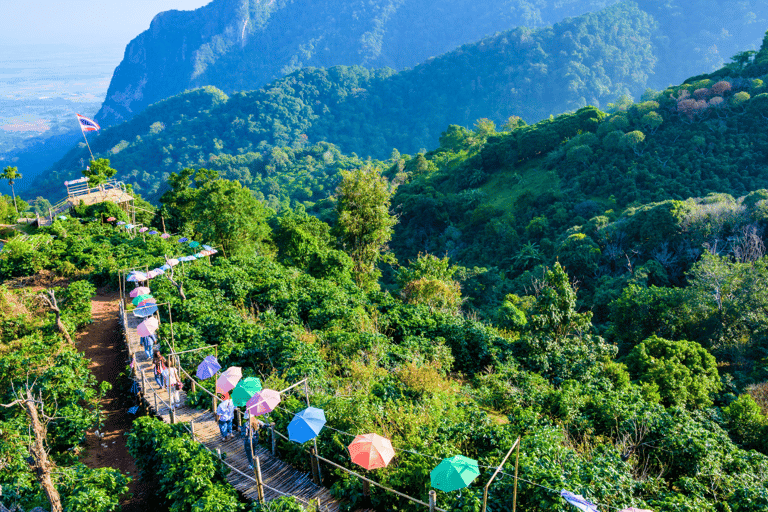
[76,114,100,132]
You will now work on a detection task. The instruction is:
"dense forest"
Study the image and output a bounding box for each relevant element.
[2,158,768,510]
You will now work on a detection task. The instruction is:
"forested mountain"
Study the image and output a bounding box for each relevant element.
[31,1,660,202]
[97,0,768,127]
[96,0,620,125]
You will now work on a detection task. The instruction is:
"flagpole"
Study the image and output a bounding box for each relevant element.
[80,129,95,162]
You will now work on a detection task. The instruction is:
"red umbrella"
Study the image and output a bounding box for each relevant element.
[107,217,116,222]
[348,433,395,470]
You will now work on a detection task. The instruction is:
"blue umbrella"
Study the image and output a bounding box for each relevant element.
[134,303,159,317]
[117,221,126,225]
[160,264,171,271]
[57,215,67,220]
[203,245,213,250]
[178,237,189,243]
[181,255,196,262]
[196,355,221,380]
[148,230,158,235]
[288,407,326,443]
[152,267,165,275]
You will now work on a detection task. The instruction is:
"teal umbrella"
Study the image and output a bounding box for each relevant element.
[430,455,480,492]
[189,241,200,248]
[132,294,152,306]
[231,377,262,407]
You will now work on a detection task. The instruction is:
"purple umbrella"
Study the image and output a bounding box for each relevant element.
[196,355,221,380]
[178,237,189,243]
[148,230,158,235]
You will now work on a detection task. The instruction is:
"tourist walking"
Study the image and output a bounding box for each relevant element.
[141,333,157,359]
[216,392,235,441]
[162,357,182,408]
[153,350,167,388]
[242,413,266,470]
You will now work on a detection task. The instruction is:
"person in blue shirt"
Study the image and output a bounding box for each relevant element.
[216,393,235,441]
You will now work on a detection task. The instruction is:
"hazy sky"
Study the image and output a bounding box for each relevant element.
[0,0,212,47]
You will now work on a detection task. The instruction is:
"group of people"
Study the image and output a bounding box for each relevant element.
[216,393,267,470]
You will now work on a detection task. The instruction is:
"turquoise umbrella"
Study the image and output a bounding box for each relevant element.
[430,455,480,492]
[231,377,262,407]
[132,294,152,306]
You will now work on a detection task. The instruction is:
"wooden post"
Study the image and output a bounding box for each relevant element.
[362,479,371,502]
[310,446,320,485]
[154,390,158,412]
[513,437,520,512]
[270,422,276,456]
[429,490,436,512]
[168,382,174,424]
[213,394,218,415]
[216,448,221,459]
[161,215,166,234]
[190,419,196,441]
[235,408,242,433]
[191,379,197,395]
[255,456,265,504]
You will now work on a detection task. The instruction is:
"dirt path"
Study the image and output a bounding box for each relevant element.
[77,289,158,512]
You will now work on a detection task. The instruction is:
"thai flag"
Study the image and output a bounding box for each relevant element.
[76,114,100,132]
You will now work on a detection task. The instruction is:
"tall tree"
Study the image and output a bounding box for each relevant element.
[192,178,272,259]
[333,167,397,290]
[1,165,22,215]
[82,158,116,187]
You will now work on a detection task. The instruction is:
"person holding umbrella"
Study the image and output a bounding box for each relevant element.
[216,392,235,441]
[242,413,266,470]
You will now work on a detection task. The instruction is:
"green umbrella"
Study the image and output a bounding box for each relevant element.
[189,241,200,248]
[430,455,480,492]
[231,377,262,407]
[132,294,152,306]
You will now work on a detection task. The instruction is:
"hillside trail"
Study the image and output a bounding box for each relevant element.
[77,288,162,512]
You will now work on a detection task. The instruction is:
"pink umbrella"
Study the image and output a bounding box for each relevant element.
[166,258,180,267]
[161,233,171,239]
[348,433,395,470]
[245,389,281,416]
[216,367,242,394]
[139,227,149,233]
[137,317,159,337]
[129,286,150,298]
[138,297,157,307]
[146,269,162,279]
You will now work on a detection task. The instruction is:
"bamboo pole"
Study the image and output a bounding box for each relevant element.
[190,419,196,441]
[270,423,276,456]
[255,456,265,504]
[429,490,436,512]
[513,437,520,512]
[482,437,520,512]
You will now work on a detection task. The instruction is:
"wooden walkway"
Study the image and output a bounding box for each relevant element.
[120,303,343,510]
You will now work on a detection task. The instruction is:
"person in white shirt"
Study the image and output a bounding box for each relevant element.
[162,358,181,408]
[216,393,235,441]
